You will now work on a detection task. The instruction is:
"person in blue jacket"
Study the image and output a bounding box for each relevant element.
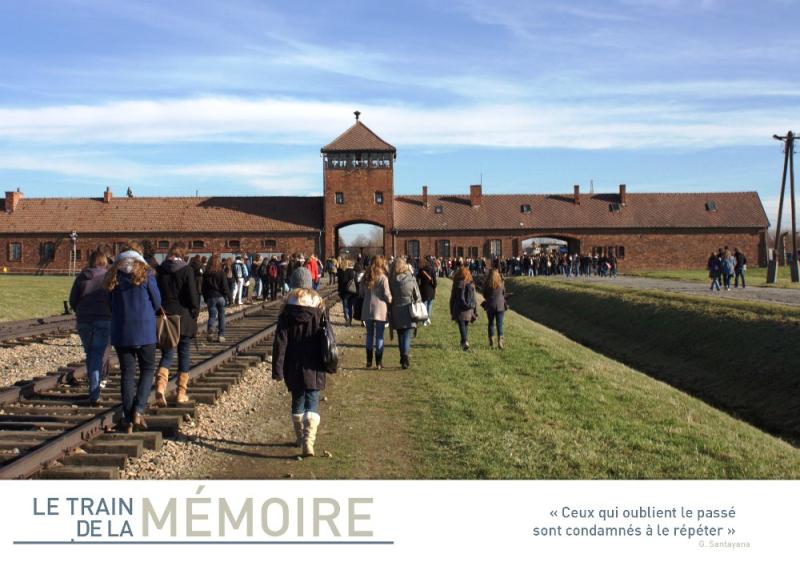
[104,242,161,432]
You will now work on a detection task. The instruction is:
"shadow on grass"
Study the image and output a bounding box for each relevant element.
[507,278,800,445]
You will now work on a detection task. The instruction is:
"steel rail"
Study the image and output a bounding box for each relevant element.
[0,288,337,479]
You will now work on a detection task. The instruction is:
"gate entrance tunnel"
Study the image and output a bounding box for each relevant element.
[522,236,581,255]
[336,222,385,261]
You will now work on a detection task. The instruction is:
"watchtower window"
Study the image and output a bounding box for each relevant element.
[705,201,717,212]
[335,192,344,205]
[434,205,443,214]
[374,191,384,205]
[520,204,531,214]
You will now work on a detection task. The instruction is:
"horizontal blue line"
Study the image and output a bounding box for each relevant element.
[14,540,394,545]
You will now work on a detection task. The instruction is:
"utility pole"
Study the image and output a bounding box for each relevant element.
[767,131,799,283]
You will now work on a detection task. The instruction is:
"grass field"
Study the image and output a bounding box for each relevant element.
[627,268,800,289]
[505,277,800,444]
[301,279,800,479]
[0,275,75,322]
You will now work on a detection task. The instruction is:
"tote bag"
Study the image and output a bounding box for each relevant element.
[409,285,429,322]
[320,310,339,374]
[156,307,181,350]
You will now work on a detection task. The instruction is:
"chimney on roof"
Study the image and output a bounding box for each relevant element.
[4,188,23,213]
[573,184,580,205]
[619,184,627,205]
[103,186,112,203]
[422,185,429,208]
[470,184,482,208]
[126,187,134,198]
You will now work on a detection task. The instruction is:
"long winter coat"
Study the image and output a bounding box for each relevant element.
[156,258,200,338]
[109,272,161,347]
[271,290,326,393]
[360,274,392,322]
[389,272,420,330]
[417,264,437,302]
[69,266,111,323]
[450,279,477,322]
[482,284,507,314]
[202,269,232,303]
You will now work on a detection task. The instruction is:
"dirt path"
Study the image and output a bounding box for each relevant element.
[583,275,800,307]
[180,301,419,479]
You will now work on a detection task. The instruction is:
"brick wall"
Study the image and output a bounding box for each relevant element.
[395,228,767,271]
[323,164,394,258]
[0,233,319,274]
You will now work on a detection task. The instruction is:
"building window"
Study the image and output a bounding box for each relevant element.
[157,240,169,249]
[7,242,22,261]
[436,239,451,258]
[489,239,502,257]
[72,249,82,262]
[335,192,344,205]
[262,239,277,249]
[705,201,717,212]
[406,240,420,259]
[520,204,531,213]
[114,242,128,255]
[455,246,464,258]
[617,246,626,259]
[41,242,56,261]
[468,246,478,259]
[374,191,384,205]
[434,205,443,214]
[191,240,205,249]
[227,239,241,249]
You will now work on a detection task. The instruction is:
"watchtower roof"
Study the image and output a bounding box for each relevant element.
[321,119,396,155]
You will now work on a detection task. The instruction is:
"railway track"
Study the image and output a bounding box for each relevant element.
[0,287,337,479]
[0,313,76,346]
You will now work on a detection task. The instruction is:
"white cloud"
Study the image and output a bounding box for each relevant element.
[0,95,795,149]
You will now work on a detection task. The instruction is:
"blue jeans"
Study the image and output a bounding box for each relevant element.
[207,296,226,335]
[710,277,721,290]
[397,328,412,355]
[457,319,469,344]
[487,310,504,338]
[291,389,320,414]
[76,320,111,402]
[116,344,156,422]
[341,294,354,322]
[159,335,192,373]
[735,269,746,288]
[365,320,386,351]
[425,299,433,321]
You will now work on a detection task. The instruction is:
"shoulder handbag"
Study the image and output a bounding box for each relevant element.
[345,275,357,295]
[156,307,181,350]
[409,284,429,322]
[320,310,339,374]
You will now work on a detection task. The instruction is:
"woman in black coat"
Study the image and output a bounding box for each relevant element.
[272,267,326,457]
[449,264,478,351]
[417,256,437,326]
[154,243,200,406]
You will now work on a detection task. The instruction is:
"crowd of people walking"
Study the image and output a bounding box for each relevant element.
[708,247,747,291]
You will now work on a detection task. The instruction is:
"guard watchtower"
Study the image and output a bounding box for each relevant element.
[321,112,396,259]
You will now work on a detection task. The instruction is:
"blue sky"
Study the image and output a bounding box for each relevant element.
[1,0,798,226]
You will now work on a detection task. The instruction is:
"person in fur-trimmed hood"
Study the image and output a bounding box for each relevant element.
[271,267,326,457]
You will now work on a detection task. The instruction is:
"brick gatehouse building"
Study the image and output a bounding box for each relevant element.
[1,117,769,273]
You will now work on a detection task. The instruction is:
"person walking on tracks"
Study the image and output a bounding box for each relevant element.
[104,242,161,433]
[232,255,247,305]
[450,262,478,351]
[272,267,327,457]
[389,256,421,369]
[482,268,507,350]
[202,254,231,343]
[360,255,392,369]
[69,250,112,406]
[154,242,200,406]
[337,259,357,326]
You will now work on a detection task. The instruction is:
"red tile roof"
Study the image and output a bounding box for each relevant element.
[393,192,769,231]
[321,121,396,154]
[0,196,323,234]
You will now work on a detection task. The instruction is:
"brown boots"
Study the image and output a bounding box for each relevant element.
[498,336,505,350]
[176,372,190,403]
[154,367,169,407]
